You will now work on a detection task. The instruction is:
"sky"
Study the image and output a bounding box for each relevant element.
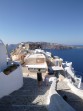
[0,0,83,45]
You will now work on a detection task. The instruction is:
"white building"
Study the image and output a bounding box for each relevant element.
[0,40,8,71]
[24,53,48,72]
[0,40,23,98]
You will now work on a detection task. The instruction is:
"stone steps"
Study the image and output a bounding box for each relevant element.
[0,104,47,111]
[10,89,39,96]
[0,96,36,105]
[0,77,48,111]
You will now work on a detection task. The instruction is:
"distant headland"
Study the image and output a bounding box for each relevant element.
[7,42,83,53]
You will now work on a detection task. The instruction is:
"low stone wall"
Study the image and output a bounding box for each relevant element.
[66,79,83,98]
[47,78,75,111]
[0,66,23,98]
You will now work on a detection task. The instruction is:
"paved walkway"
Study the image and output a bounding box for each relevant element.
[57,80,83,111]
[0,74,49,111]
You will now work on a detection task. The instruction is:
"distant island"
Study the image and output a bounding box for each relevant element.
[7,42,83,53]
[27,42,73,50]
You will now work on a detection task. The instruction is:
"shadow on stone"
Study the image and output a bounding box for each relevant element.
[0,77,49,111]
[57,90,83,111]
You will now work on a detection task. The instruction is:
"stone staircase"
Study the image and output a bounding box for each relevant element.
[0,77,49,111]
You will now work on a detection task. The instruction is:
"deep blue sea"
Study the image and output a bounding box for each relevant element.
[45,49,83,79]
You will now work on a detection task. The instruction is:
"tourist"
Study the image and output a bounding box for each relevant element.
[55,79,59,90]
[45,70,49,86]
[27,66,29,76]
[37,69,43,88]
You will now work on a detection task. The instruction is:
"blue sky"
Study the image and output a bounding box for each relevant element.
[0,0,83,45]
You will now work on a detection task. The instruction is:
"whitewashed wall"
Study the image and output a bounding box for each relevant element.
[47,78,75,111]
[0,43,8,71]
[66,79,83,98]
[0,66,23,98]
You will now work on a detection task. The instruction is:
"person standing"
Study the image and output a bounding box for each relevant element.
[37,69,43,88]
[45,70,49,86]
[27,66,29,76]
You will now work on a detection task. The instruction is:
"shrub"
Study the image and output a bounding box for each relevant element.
[3,64,19,75]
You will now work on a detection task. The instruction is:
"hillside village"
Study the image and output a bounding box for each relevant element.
[10,42,70,64]
[9,42,78,65]
[8,42,73,53]
[0,40,83,111]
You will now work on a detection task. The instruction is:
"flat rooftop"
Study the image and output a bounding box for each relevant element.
[27,54,46,59]
[26,62,48,69]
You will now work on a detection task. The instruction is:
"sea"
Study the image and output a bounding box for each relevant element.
[45,49,83,81]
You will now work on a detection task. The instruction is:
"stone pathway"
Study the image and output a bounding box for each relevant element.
[57,81,83,111]
[0,75,49,111]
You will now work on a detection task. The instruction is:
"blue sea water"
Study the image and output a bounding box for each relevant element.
[45,49,83,79]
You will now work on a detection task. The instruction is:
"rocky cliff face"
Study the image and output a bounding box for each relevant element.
[28,42,73,50]
[7,42,73,52]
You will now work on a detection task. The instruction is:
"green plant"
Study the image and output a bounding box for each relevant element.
[3,64,19,75]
